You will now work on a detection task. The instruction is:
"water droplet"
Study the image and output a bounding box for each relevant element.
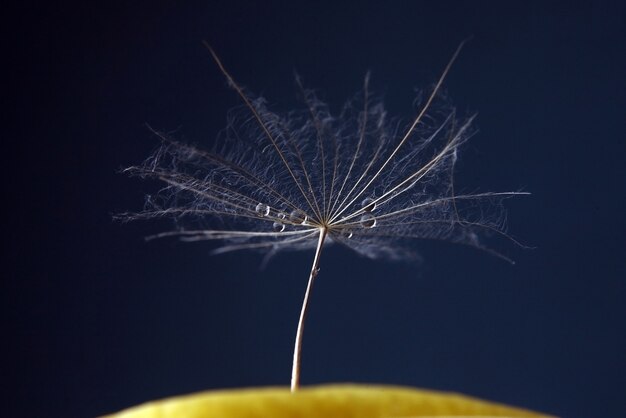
[289,209,308,225]
[341,229,353,239]
[360,213,377,228]
[255,203,270,217]
[362,197,376,212]
[273,221,285,232]
[277,212,286,220]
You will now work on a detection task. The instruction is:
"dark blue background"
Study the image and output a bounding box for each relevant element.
[6,1,625,417]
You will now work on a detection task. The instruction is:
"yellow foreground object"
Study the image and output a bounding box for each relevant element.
[104,384,554,417]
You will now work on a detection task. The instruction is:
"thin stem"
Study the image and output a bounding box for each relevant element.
[291,226,327,392]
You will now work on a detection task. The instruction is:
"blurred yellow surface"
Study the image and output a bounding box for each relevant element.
[104,384,554,417]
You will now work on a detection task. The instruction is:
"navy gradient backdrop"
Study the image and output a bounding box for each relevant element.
[5,1,625,417]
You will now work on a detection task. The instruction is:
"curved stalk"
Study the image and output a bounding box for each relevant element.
[291,227,327,392]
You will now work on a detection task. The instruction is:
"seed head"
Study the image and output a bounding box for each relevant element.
[121,41,526,263]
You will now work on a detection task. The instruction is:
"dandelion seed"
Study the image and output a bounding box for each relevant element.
[119,39,528,392]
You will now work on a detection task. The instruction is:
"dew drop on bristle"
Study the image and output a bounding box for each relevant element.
[289,209,308,225]
[273,221,285,232]
[255,203,270,216]
[360,213,377,228]
[342,229,353,239]
[362,197,377,212]
[277,212,286,220]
